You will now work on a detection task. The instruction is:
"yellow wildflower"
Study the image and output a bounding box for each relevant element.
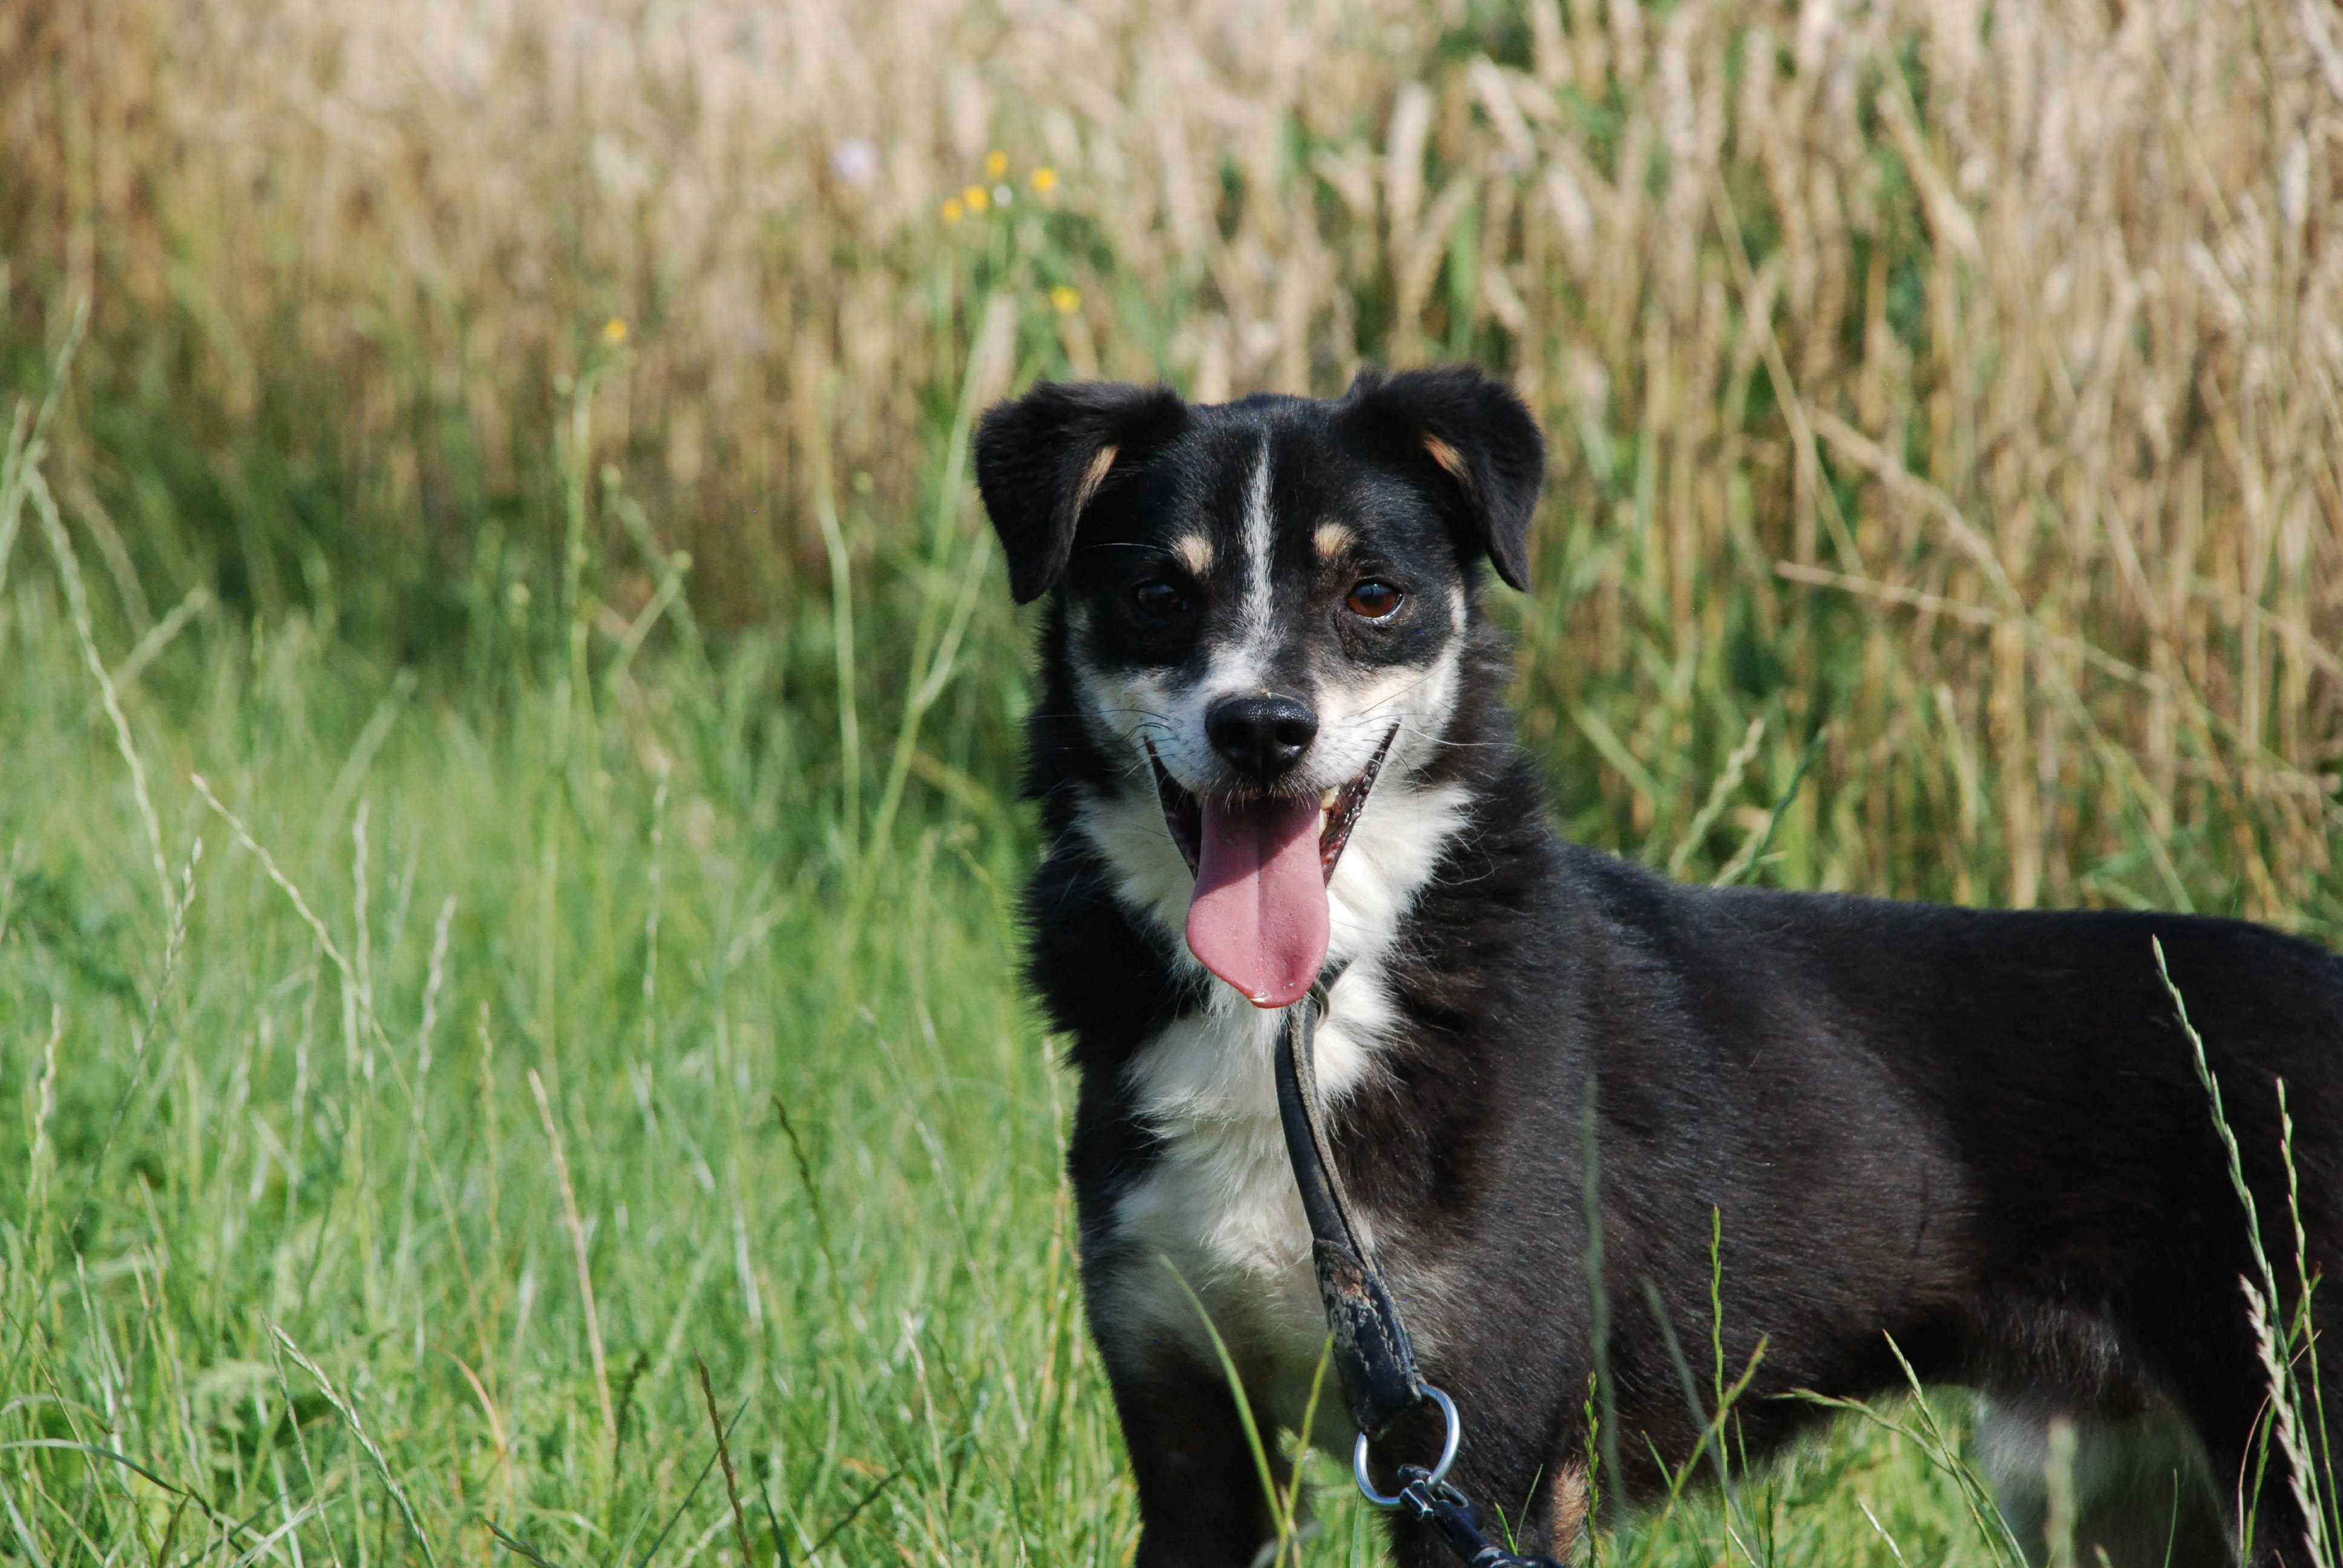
[941,197,965,224]
[985,149,1009,179]
[1049,285,1081,315]
[963,185,990,213]
[601,317,629,347]
[1031,166,1059,194]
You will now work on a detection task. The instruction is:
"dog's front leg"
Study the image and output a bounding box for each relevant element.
[1106,1356,1284,1567]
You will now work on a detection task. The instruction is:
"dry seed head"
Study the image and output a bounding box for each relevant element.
[5,0,2338,909]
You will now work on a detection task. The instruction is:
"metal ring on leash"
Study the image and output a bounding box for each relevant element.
[1352,1385,1460,1508]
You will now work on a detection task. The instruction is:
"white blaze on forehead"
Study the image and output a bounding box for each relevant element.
[1172,534,1214,574]
[1237,432,1276,662]
[1312,522,1354,561]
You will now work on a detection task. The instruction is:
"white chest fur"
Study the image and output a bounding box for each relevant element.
[1098,962,1400,1442]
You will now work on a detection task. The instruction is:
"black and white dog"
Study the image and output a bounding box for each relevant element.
[972,367,2341,1567]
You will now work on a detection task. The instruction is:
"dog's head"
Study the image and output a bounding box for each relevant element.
[975,365,1544,1008]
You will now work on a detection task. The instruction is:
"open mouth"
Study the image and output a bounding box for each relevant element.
[1146,726,1397,1008]
[1149,729,1395,883]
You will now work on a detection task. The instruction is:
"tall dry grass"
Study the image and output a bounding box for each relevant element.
[5,0,2342,915]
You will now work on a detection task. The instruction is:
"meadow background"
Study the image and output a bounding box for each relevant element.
[4,0,2342,1561]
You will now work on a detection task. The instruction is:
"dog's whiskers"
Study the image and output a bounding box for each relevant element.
[1357,671,1437,716]
[1075,541,1188,560]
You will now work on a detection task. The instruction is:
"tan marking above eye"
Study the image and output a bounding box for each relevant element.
[1172,535,1214,573]
[1312,522,1355,560]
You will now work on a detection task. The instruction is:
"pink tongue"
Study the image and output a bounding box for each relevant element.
[1185,792,1329,1008]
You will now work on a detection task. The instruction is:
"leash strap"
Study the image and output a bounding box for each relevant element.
[1274,981,1565,1567]
[1273,975,1426,1439]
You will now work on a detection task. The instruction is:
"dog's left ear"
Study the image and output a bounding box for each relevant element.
[974,379,1189,604]
[1343,365,1546,590]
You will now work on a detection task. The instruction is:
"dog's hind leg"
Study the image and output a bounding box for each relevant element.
[1978,1397,2235,1567]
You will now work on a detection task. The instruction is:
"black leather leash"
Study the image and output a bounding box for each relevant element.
[1274,977,1565,1567]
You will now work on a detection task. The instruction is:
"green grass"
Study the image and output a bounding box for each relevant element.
[1,342,2333,1566]
[0,560,2020,1568]
[0,388,2119,1568]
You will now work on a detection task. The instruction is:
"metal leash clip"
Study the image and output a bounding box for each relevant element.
[1388,1465,1567,1568]
[1352,1385,1461,1506]
[1351,1387,1562,1567]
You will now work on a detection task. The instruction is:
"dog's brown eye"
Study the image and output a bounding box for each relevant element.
[1132,580,1188,619]
[1345,580,1403,619]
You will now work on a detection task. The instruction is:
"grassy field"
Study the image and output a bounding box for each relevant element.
[1,359,2335,1567]
[5,0,2342,1561]
[1,403,2010,1566]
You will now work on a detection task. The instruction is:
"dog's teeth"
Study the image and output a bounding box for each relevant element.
[1320,789,1337,809]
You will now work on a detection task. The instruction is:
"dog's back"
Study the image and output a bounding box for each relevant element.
[1549,860,2343,1552]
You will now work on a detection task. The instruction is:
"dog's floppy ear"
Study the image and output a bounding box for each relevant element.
[974,380,1188,604]
[1344,364,1546,590]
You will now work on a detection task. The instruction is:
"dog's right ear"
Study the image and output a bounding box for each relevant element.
[1342,364,1545,590]
[974,381,1188,604]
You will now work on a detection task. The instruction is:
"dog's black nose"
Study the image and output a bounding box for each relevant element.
[1206,694,1318,780]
